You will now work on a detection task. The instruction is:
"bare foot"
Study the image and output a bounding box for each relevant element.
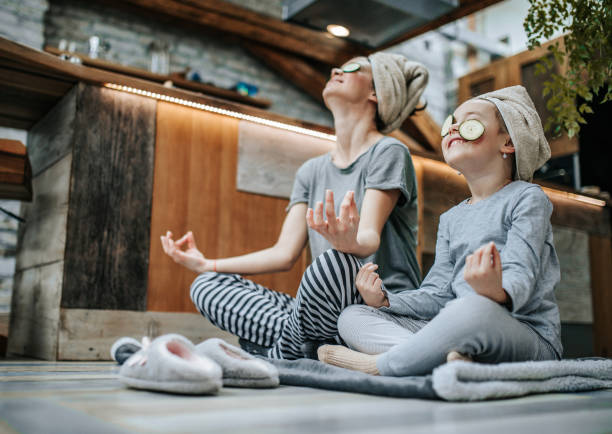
[446,351,473,363]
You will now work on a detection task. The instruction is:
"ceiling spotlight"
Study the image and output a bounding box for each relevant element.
[326,24,350,38]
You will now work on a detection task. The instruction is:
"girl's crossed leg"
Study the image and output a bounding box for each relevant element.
[330,295,557,376]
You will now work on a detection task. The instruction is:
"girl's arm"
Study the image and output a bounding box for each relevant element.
[380,214,455,318]
[497,185,556,312]
[161,203,309,275]
[464,241,510,305]
[307,188,400,258]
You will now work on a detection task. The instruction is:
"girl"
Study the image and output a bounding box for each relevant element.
[317,85,562,376]
[160,53,429,360]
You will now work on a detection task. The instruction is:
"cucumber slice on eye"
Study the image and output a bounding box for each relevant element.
[459,119,485,141]
[342,63,360,73]
[441,114,454,137]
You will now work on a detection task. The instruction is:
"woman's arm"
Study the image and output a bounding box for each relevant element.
[161,203,309,275]
[356,187,401,256]
[307,188,400,258]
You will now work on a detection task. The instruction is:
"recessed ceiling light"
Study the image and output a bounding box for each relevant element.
[326,24,350,38]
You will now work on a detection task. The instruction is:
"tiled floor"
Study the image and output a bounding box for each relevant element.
[1,360,611,434]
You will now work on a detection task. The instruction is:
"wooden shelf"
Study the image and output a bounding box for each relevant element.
[44,46,271,108]
[0,37,332,134]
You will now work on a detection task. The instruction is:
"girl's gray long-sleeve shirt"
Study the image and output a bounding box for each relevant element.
[381,181,563,358]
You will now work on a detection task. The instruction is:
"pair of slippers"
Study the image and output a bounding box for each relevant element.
[112,334,279,395]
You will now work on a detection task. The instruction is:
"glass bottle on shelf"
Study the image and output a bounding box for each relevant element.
[148,41,170,75]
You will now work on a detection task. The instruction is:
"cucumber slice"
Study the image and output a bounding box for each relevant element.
[441,114,454,137]
[459,119,485,141]
[342,63,360,73]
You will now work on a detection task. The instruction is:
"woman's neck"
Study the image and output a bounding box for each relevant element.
[331,108,383,168]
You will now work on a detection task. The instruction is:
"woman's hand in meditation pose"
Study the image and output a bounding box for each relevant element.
[160,231,212,274]
[355,262,389,308]
[307,190,361,254]
[464,241,510,305]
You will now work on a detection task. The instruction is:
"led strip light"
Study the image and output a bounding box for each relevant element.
[104,83,336,142]
[542,187,607,207]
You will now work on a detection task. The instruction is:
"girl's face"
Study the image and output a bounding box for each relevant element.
[441,99,510,173]
[322,57,376,106]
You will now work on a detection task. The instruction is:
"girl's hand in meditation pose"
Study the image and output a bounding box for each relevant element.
[307,190,361,253]
[160,231,211,274]
[464,241,510,305]
[355,262,389,308]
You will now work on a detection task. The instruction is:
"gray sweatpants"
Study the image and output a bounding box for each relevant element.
[338,294,558,377]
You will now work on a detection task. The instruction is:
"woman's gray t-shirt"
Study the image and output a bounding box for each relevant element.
[288,137,421,293]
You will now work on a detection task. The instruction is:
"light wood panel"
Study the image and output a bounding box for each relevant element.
[236,120,333,199]
[58,308,238,360]
[147,102,309,312]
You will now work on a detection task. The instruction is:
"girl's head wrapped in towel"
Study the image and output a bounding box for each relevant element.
[441,85,550,182]
[368,53,429,134]
[475,85,550,181]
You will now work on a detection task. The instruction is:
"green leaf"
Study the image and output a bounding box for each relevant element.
[524,0,610,137]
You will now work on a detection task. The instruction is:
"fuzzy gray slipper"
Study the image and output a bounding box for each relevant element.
[196,338,279,388]
[110,336,142,364]
[119,334,222,395]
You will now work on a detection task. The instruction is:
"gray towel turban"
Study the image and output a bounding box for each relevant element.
[476,85,551,181]
[368,52,429,134]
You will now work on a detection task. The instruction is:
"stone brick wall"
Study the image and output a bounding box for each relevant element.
[0,0,48,49]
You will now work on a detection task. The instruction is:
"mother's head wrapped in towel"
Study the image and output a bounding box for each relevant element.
[368,52,429,134]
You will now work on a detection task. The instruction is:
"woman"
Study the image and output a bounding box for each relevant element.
[161,53,429,360]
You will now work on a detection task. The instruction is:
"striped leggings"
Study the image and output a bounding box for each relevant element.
[189,249,363,359]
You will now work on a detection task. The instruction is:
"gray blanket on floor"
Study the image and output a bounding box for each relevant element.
[268,358,612,401]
